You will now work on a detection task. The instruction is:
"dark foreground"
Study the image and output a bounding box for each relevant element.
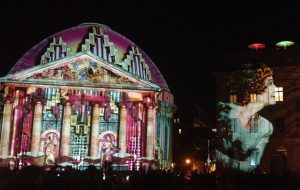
[0,166,299,190]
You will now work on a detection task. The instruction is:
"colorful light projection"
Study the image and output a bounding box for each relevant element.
[8,23,169,91]
[216,64,277,172]
[248,43,266,51]
[0,23,175,171]
[0,86,160,170]
[276,40,295,49]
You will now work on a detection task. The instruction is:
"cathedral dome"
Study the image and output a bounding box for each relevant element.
[9,23,169,90]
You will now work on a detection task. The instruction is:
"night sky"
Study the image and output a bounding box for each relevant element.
[1,1,300,117]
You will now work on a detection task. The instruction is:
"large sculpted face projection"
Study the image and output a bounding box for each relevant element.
[215,64,277,172]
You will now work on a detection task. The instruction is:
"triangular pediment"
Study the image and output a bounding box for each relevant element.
[1,53,160,90]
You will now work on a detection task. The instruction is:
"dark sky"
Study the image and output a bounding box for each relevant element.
[1,1,300,115]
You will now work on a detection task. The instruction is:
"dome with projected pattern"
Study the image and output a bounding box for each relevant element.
[9,23,169,91]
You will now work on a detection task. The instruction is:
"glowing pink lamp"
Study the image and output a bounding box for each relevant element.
[248,43,266,51]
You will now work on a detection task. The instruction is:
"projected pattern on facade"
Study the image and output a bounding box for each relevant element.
[0,23,175,171]
[215,64,277,172]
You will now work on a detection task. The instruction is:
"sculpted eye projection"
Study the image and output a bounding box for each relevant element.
[215,64,277,172]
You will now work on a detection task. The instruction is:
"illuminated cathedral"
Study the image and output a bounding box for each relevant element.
[0,23,175,170]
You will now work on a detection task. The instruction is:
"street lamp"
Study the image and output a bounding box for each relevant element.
[185,159,192,171]
[184,158,192,178]
[185,158,191,165]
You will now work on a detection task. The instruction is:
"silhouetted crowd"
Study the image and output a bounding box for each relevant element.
[0,165,300,190]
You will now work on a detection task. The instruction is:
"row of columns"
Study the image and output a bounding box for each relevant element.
[0,99,156,161]
[0,100,44,158]
[117,103,155,159]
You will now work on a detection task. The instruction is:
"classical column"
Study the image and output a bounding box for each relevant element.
[146,105,154,159]
[60,102,71,157]
[118,104,127,155]
[10,108,20,156]
[10,90,20,156]
[31,101,43,156]
[0,101,13,157]
[90,103,100,158]
[168,119,173,168]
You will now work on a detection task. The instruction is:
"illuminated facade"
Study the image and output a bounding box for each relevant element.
[0,23,175,170]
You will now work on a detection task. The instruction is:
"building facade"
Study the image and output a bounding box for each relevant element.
[0,23,175,170]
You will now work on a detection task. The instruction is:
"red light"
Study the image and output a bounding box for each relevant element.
[248,43,266,50]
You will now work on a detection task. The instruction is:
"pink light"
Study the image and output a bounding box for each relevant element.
[143,97,151,104]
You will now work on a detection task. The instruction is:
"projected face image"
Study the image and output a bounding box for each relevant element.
[256,76,276,106]
[215,64,277,172]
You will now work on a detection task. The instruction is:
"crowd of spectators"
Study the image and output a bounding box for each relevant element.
[0,165,299,190]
